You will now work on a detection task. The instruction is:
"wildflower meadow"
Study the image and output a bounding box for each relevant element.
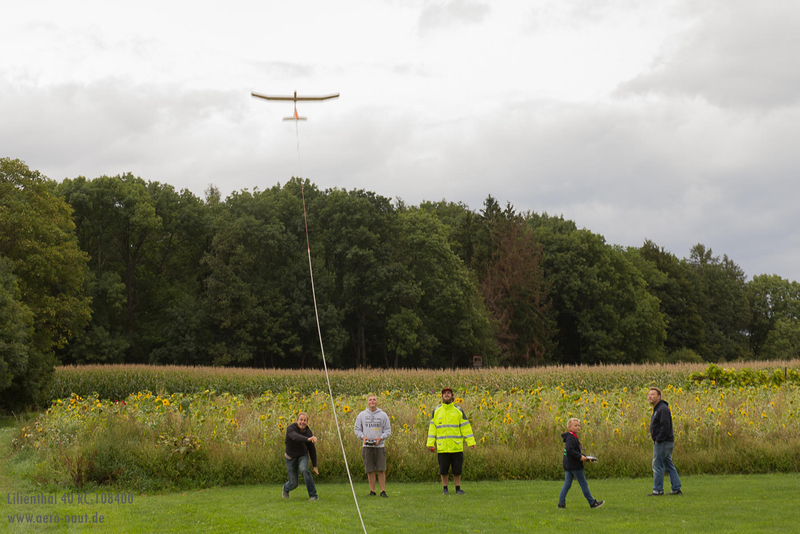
[10,362,800,492]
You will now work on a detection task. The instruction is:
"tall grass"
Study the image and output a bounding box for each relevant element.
[14,379,800,491]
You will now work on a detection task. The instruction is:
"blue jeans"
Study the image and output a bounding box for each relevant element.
[652,441,681,493]
[284,454,317,498]
[559,469,595,506]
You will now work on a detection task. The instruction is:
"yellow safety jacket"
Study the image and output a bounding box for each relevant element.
[426,403,476,452]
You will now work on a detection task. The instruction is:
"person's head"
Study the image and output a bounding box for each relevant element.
[567,417,581,434]
[367,394,378,411]
[297,412,309,429]
[648,387,662,406]
[441,388,454,404]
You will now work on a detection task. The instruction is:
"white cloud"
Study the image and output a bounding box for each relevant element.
[618,0,800,109]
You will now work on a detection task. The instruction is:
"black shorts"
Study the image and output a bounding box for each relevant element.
[438,452,464,476]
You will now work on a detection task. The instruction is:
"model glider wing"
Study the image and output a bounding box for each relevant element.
[252,90,338,122]
[295,94,340,101]
[251,92,340,102]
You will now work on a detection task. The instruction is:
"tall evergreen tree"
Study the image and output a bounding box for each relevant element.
[480,208,553,366]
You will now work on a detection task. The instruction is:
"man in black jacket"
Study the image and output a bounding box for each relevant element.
[282,412,320,500]
[558,418,604,508]
[648,387,682,496]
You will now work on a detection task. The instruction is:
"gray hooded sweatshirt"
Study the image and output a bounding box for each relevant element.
[354,407,391,447]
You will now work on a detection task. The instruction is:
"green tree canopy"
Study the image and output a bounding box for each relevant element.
[0,257,33,395]
[0,158,91,409]
[314,188,400,368]
[57,174,210,364]
[394,208,493,368]
[748,274,800,359]
[687,244,751,361]
[633,240,707,358]
[530,213,666,364]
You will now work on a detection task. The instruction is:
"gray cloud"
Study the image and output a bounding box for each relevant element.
[0,79,250,185]
[309,96,800,281]
[391,63,434,77]
[418,0,491,31]
[248,61,315,80]
[526,0,650,30]
[3,72,800,283]
[617,0,800,109]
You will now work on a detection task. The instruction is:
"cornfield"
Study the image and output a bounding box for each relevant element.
[50,360,800,400]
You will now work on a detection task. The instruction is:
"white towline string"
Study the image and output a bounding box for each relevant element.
[295,120,302,177]
[298,134,367,534]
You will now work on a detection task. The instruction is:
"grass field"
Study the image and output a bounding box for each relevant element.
[3,421,798,534]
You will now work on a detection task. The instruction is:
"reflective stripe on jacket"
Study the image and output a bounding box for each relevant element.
[426,403,476,452]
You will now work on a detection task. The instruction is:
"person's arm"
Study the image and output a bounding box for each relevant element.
[458,407,477,449]
[380,413,391,442]
[652,406,666,442]
[650,409,660,442]
[286,425,305,442]
[308,440,318,468]
[354,412,365,441]
[288,425,317,443]
[566,436,583,461]
[427,408,438,451]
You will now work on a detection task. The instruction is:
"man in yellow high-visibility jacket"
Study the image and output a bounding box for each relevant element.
[427,387,477,495]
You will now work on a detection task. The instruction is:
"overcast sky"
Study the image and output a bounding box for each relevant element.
[3,0,799,282]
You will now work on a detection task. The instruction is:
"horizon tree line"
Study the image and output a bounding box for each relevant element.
[2,157,799,409]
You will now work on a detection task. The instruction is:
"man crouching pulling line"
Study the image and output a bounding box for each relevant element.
[282,412,320,500]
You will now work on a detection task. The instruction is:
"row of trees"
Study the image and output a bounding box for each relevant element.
[2,157,799,408]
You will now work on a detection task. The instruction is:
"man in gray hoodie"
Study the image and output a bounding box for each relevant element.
[354,394,392,497]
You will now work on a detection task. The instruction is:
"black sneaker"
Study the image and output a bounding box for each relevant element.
[380,491,388,498]
[669,489,682,495]
[442,488,449,495]
[647,491,664,496]
[368,491,377,497]
[590,500,605,508]
[455,489,466,495]
[557,503,566,509]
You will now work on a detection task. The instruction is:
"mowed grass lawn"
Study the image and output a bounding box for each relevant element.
[4,474,798,534]
[2,421,797,534]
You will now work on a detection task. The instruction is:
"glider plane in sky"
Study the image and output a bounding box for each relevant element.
[251,91,340,121]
